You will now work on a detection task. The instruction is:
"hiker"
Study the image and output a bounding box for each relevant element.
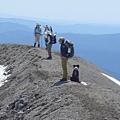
[45,31,53,60]
[58,37,69,81]
[44,25,50,32]
[44,25,50,48]
[33,22,42,47]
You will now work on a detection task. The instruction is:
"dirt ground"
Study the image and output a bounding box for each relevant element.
[0,44,120,120]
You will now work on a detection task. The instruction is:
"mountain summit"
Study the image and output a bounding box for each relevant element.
[0,44,120,120]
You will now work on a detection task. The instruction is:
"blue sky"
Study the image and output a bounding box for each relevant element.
[0,0,120,24]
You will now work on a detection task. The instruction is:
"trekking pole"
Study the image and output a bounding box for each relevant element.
[41,34,42,48]
[63,57,73,68]
[67,61,73,68]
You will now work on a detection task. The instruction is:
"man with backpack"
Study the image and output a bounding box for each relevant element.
[33,23,42,47]
[58,37,74,81]
[45,27,57,60]
[45,31,53,60]
[43,25,50,48]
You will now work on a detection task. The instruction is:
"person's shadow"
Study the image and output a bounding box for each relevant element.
[52,81,68,87]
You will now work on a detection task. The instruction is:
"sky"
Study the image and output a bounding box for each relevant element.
[0,0,120,24]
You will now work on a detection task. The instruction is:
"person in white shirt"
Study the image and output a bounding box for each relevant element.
[44,25,50,48]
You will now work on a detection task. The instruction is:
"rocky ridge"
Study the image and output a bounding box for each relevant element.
[0,44,120,120]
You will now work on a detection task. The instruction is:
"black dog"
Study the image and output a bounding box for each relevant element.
[70,65,80,83]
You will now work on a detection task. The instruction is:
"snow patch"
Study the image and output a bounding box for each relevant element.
[101,73,120,86]
[81,81,87,86]
[0,65,11,87]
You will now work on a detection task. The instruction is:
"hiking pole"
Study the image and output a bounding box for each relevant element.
[63,57,73,68]
[41,34,42,48]
[67,60,73,68]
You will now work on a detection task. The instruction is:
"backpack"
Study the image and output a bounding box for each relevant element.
[65,40,74,58]
[35,27,42,34]
[48,34,57,44]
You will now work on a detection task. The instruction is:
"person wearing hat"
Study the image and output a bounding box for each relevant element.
[33,23,42,47]
[58,37,69,81]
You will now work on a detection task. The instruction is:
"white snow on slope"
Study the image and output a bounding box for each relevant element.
[81,81,87,86]
[101,73,120,86]
[0,65,10,87]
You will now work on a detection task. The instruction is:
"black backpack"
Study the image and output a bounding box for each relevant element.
[65,40,74,58]
[48,34,57,44]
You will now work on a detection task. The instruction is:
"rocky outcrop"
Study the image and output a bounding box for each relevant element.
[0,44,120,120]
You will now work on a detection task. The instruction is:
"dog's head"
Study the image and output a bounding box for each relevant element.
[73,65,79,70]
[71,65,80,82]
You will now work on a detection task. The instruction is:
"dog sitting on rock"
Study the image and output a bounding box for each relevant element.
[70,65,80,83]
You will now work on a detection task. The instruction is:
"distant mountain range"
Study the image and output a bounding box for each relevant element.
[0,17,120,80]
[0,22,32,33]
[0,30,33,45]
[1,17,120,34]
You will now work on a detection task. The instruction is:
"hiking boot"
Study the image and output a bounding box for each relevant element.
[46,57,52,60]
[60,78,67,81]
[38,44,40,47]
[34,43,36,47]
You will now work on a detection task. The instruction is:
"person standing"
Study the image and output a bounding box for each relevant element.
[34,23,42,47]
[58,37,69,81]
[46,31,52,60]
[43,25,50,48]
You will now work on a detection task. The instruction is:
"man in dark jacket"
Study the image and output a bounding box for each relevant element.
[58,37,69,81]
